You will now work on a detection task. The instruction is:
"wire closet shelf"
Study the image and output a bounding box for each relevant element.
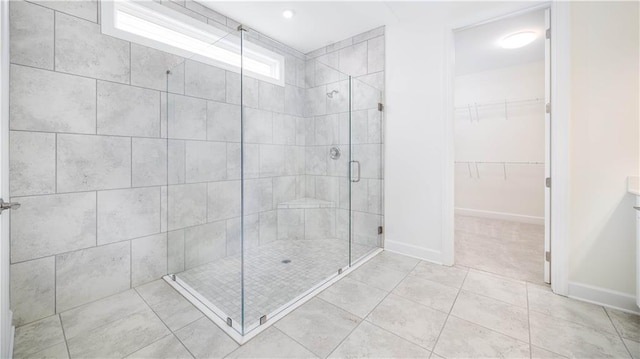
[454,97,544,122]
[455,161,544,180]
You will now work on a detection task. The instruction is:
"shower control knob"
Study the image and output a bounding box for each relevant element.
[330,147,341,160]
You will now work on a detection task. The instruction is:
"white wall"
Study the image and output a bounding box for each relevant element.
[454,62,545,221]
[384,1,543,262]
[384,1,639,307]
[568,2,639,297]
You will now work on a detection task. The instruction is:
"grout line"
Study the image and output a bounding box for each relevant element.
[325,256,420,357]
[57,314,72,359]
[604,307,634,358]
[429,268,469,357]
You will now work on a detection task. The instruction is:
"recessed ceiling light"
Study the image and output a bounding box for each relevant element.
[282,10,294,19]
[500,31,537,49]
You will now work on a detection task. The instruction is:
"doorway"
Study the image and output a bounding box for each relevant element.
[452,8,550,284]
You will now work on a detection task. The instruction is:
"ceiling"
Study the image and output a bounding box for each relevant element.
[200,2,399,53]
[455,9,546,75]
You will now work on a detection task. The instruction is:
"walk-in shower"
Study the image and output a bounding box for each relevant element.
[160,26,384,340]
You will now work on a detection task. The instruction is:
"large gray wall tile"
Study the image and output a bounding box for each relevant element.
[168,230,185,273]
[131,44,185,93]
[11,192,96,263]
[10,1,54,69]
[167,94,207,140]
[132,233,168,286]
[97,187,161,245]
[244,108,273,144]
[10,257,55,326]
[185,60,226,101]
[207,101,241,142]
[97,81,161,137]
[168,183,207,230]
[368,36,385,73]
[32,0,98,22]
[244,178,272,214]
[55,12,130,83]
[56,241,131,312]
[57,134,131,192]
[132,138,168,187]
[184,221,226,269]
[168,140,186,184]
[258,81,284,113]
[185,141,226,182]
[207,180,241,221]
[10,131,56,196]
[338,41,368,77]
[10,65,96,133]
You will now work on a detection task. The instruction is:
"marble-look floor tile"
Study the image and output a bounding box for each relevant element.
[135,280,203,332]
[367,294,447,349]
[410,261,468,288]
[392,275,459,313]
[451,290,529,342]
[624,338,640,359]
[531,346,568,358]
[13,315,65,358]
[454,215,544,284]
[606,308,640,340]
[25,341,70,359]
[125,334,193,359]
[462,269,528,308]
[174,317,238,359]
[528,283,618,335]
[433,316,529,359]
[226,327,317,359]
[275,298,361,358]
[318,277,388,318]
[366,251,420,273]
[60,289,149,340]
[66,309,170,359]
[347,260,408,291]
[530,311,630,358]
[328,321,431,358]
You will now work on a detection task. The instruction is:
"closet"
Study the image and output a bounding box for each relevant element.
[453,9,548,284]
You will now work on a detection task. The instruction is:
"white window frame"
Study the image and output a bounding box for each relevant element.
[101,0,285,86]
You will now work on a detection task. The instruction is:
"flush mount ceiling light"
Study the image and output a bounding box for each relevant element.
[500,31,538,49]
[282,10,294,19]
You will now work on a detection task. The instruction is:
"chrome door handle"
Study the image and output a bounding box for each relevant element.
[0,199,20,214]
[350,160,361,183]
[634,206,640,211]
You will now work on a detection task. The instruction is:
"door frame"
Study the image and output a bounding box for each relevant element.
[0,0,14,356]
[441,2,570,296]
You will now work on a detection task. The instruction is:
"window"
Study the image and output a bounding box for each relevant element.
[101,0,285,86]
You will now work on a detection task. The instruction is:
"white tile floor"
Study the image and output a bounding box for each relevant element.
[13,251,640,359]
[455,215,545,284]
[177,239,375,328]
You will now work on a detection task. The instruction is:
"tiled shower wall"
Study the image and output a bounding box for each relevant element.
[304,29,385,248]
[8,0,384,327]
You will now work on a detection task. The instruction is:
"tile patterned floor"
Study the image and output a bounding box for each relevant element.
[455,215,545,284]
[13,251,640,359]
[178,239,375,328]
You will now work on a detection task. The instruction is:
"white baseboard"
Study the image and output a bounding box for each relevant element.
[455,208,544,225]
[568,281,639,315]
[384,239,442,264]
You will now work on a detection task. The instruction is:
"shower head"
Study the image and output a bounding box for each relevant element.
[327,90,339,98]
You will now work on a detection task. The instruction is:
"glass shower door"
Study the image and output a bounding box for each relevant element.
[240,29,352,333]
[350,77,384,265]
[165,30,244,334]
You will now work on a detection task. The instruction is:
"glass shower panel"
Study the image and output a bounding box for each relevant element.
[350,77,384,264]
[165,31,244,334]
[240,30,352,332]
